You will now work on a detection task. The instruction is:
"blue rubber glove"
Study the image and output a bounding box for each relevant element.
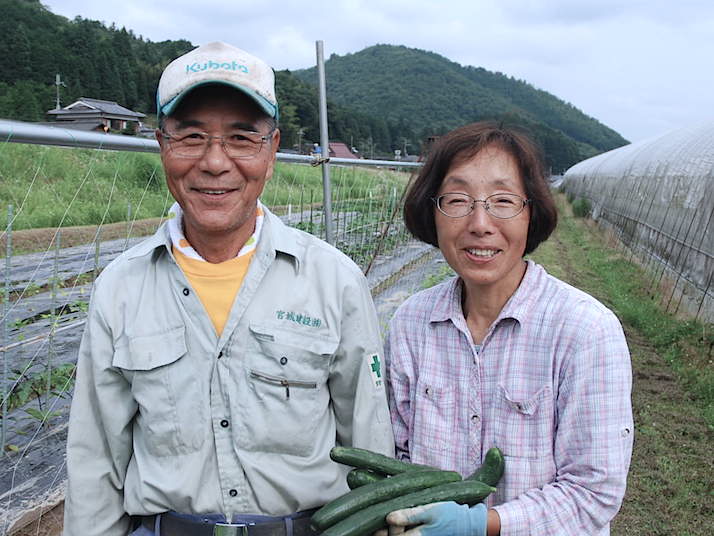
[384,501,487,536]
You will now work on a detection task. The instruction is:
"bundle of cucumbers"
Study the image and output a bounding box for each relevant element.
[311,446,505,536]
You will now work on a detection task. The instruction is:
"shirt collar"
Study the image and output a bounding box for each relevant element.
[429,260,541,327]
[127,201,302,266]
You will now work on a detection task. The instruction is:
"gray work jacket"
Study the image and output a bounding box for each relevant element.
[63,207,394,536]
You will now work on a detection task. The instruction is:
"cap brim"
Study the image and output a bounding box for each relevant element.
[158,80,278,120]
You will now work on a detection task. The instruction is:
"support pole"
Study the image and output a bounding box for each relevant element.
[2,205,12,455]
[316,40,334,245]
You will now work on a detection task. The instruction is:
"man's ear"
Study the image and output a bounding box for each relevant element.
[155,128,165,149]
[271,128,281,154]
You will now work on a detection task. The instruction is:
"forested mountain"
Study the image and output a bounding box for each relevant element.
[0,0,193,121]
[1,1,628,171]
[295,45,629,169]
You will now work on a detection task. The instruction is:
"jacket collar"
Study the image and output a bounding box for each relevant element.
[126,202,302,266]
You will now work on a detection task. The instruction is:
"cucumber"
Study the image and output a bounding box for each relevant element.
[330,446,437,475]
[312,469,462,531]
[346,469,387,489]
[466,447,505,487]
[321,480,497,536]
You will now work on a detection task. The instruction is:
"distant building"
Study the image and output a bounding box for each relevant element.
[328,142,360,159]
[45,97,146,133]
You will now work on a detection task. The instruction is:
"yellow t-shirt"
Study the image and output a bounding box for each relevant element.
[173,247,255,336]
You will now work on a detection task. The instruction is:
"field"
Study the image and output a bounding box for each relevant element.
[0,142,409,238]
[2,140,712,534]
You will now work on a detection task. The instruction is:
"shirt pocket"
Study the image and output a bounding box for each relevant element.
[492,384,553,460]
[238,324,338,457]
[113,325,206,457]
[411,380,456,457]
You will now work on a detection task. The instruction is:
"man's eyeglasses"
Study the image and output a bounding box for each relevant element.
[160,127,275,159]
[432,192,531,219]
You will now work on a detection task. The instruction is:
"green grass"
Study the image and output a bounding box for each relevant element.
[0,142,409,230]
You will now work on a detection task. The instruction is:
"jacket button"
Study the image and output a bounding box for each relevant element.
[218,351,223,359]
[182,288,190,296]
[229,489,238,497]
[280,356,288,365]
[220,420,229,428]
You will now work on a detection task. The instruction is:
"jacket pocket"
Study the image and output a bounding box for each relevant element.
[237,324,338,456]
[113,326,206,456]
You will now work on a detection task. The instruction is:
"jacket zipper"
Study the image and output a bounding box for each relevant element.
[249,370,317,399]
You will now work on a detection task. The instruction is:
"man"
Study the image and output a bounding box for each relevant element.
[64,42,394,536]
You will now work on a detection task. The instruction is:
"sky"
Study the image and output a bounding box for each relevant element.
[42,0,714,144]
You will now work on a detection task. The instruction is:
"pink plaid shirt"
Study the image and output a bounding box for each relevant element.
[386,261,633,535]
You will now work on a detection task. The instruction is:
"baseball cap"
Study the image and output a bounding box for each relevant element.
[156,41,278,120]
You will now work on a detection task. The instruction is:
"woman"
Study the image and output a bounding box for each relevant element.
[382,122,633,535]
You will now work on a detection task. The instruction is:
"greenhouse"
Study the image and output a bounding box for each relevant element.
[561,120,714,322]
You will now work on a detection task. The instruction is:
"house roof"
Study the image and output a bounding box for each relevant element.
[329,142,359,159]
[47,97,145,118]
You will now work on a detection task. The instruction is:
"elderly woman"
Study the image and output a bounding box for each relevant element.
[382,122,633,535]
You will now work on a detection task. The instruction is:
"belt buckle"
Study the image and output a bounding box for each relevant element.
[214,522,254,536]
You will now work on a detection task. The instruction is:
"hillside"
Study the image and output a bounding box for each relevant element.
[0,0,193,121]
[295,45,629,167]
[0,2,628,171]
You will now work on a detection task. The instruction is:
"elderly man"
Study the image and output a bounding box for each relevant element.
[64,42,393,536]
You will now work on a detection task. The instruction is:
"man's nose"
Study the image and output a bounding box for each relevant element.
[198,138,232,174]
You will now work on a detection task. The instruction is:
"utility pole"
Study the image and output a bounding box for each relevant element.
[54,74,67,110]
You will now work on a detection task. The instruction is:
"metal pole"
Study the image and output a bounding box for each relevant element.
[2,205,12,455]
[316,40,334,245]
[48,231,60,395]
[125,201,132,251]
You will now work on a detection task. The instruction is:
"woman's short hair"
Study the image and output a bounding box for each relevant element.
[404,121,558,255]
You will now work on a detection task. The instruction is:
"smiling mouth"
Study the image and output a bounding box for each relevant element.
[193,188,234,195]
[466,248,500,258]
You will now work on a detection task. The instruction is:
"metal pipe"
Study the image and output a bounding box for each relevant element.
[0,119,422,168]
[316,41,334,244]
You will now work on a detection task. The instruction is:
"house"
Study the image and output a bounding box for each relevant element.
[328,142,360,159]
[45,98,146,133]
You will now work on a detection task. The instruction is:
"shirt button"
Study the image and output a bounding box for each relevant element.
[220,420,229,428]
[182,288,190,296]
[280,356,288,365]
[229,489,238,497]
[471,414,480,422]
[218,351,223,359]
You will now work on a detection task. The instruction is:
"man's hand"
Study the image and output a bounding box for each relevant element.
[375,501,488,536]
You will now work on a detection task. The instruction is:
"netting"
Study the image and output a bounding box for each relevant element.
[561,120,714,322]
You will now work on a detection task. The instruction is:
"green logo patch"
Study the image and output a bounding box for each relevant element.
[367,353,383,388]
[276,310,322,328]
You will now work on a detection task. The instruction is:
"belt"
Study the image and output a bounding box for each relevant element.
[141,510,319,536]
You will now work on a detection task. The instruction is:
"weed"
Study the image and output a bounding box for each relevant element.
[2,363,76,418]
[571,197,591,218]
[421,264,455,289]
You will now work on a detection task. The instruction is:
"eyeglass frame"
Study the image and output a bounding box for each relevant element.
[159,126,277,160]
[431,192,531,219]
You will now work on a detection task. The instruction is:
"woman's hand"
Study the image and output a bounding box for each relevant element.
[374,501,488,536]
